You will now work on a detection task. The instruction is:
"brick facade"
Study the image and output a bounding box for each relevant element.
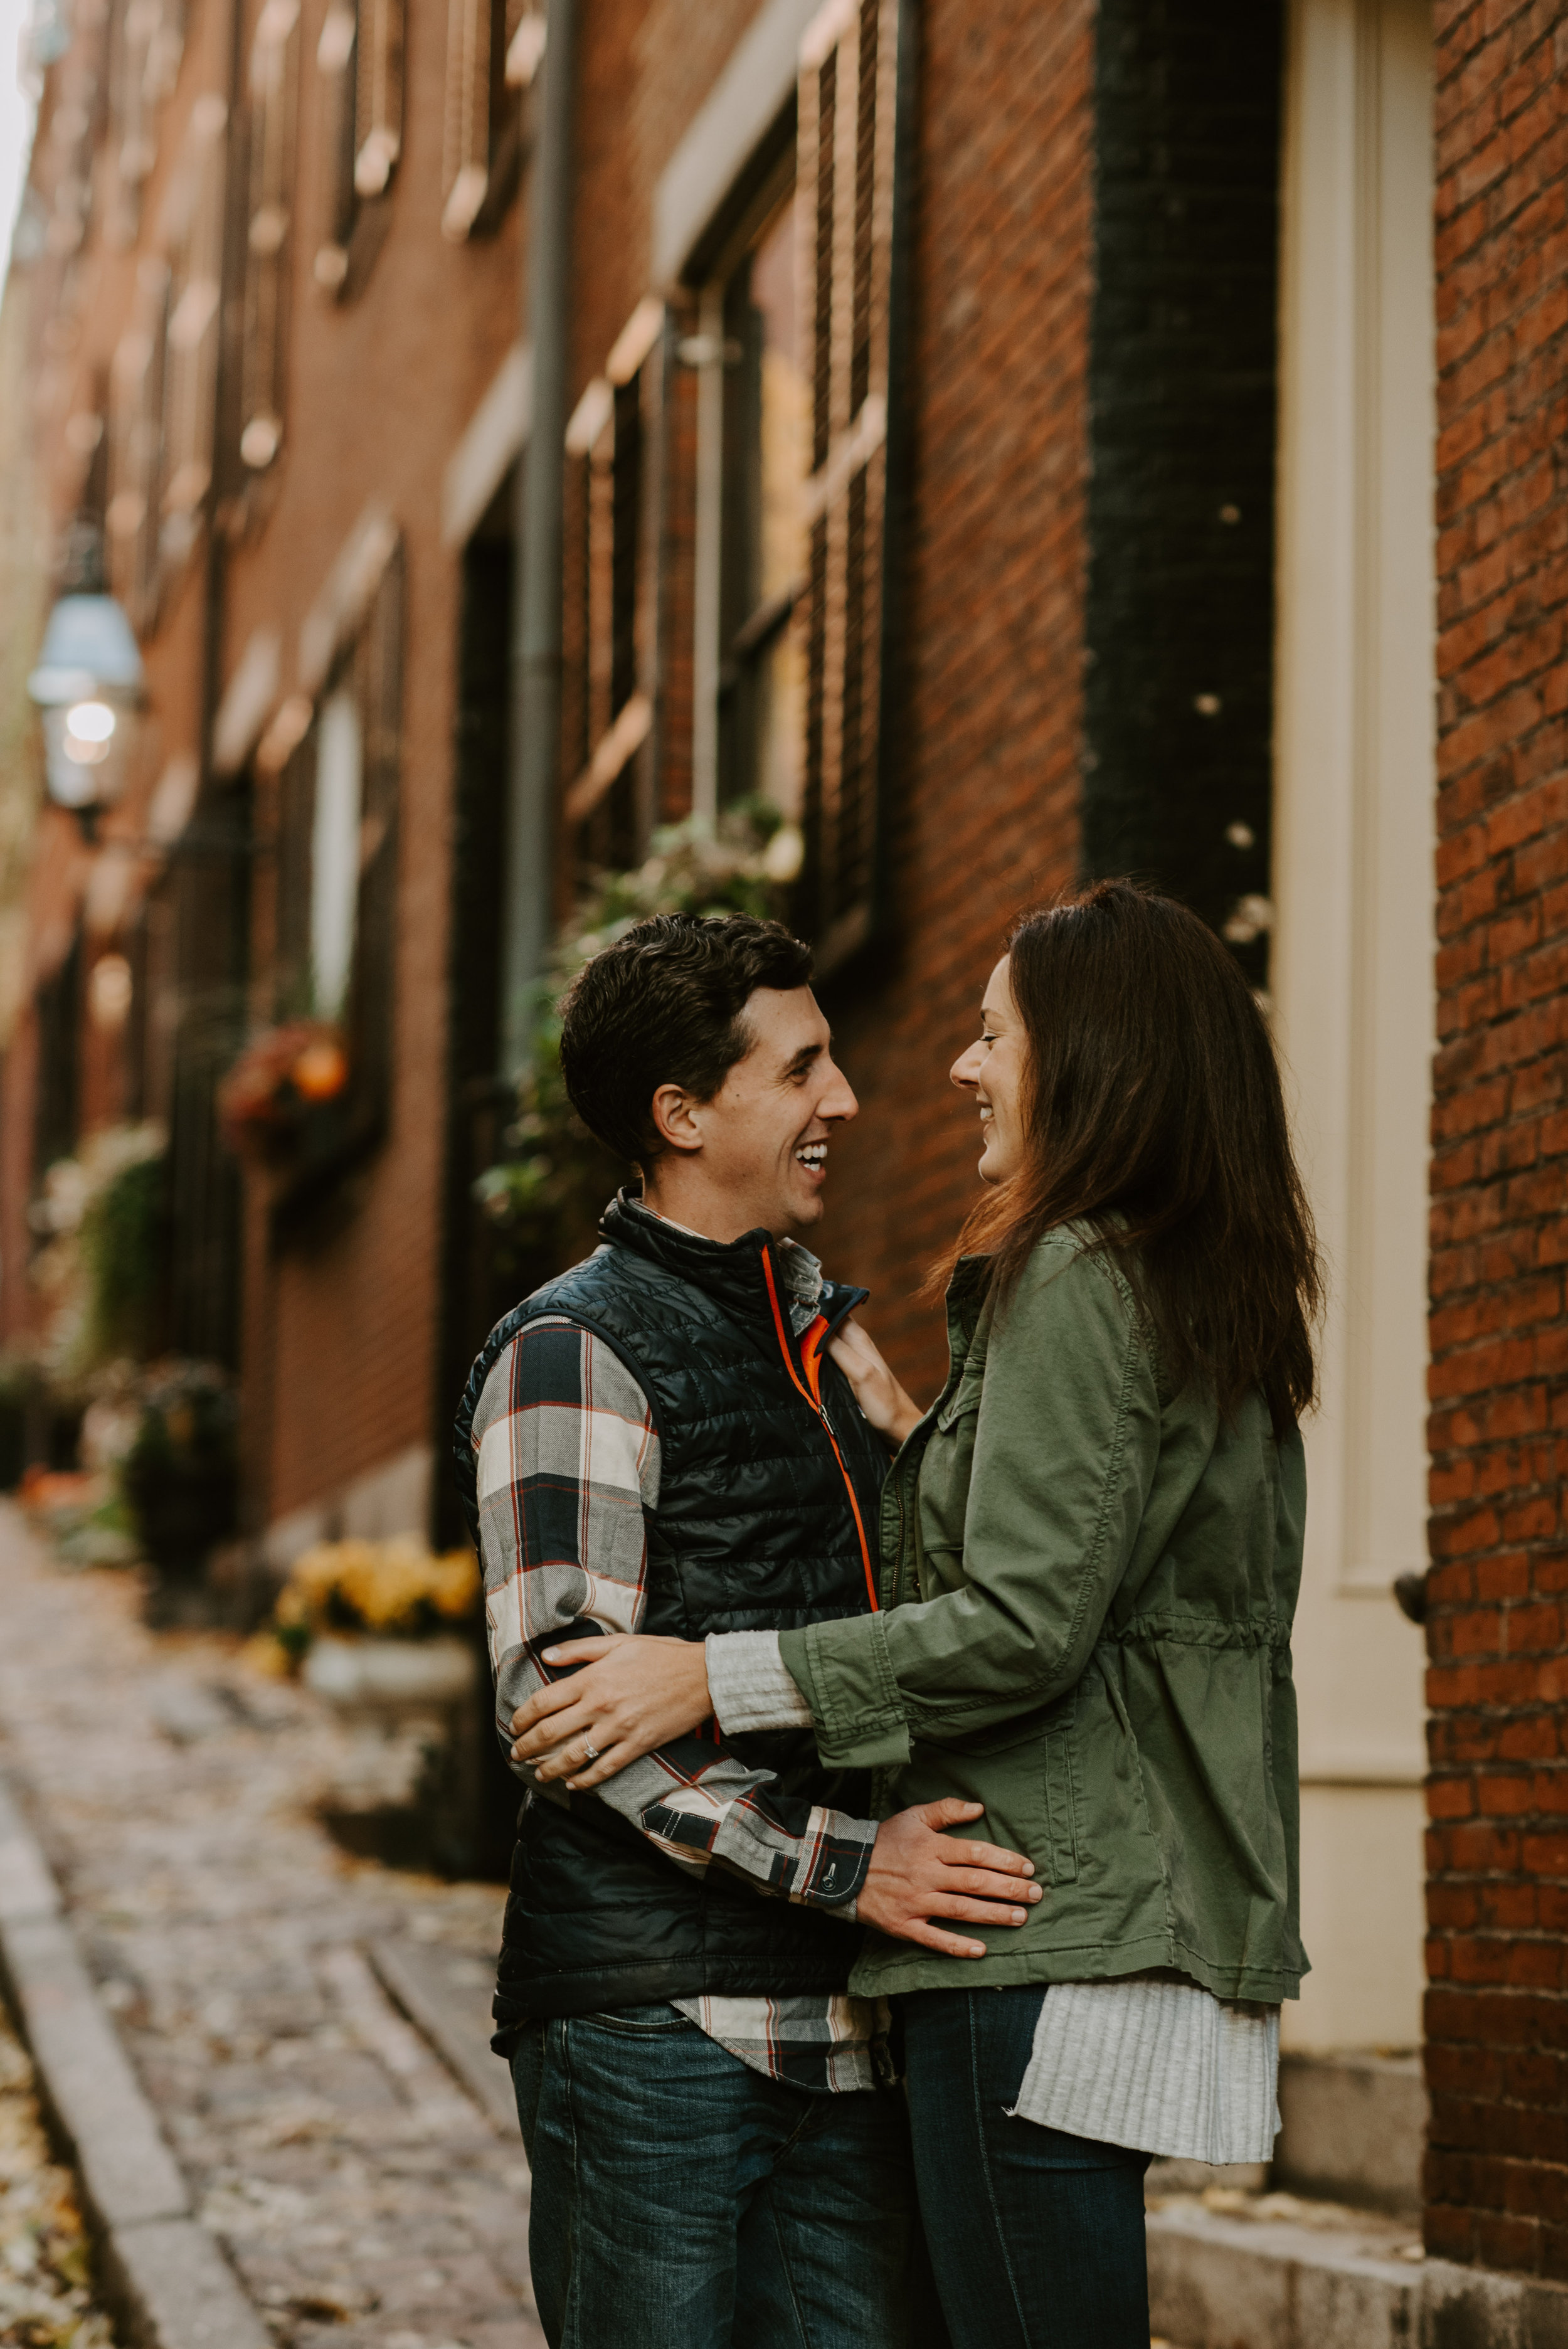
[229,0,526,1524]
[1426,0,1568,2281]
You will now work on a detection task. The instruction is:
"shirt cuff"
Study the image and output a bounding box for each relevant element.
[779,1616,913,1770]
[705,1630,816,1734]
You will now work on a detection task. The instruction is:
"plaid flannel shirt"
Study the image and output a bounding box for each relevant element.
[471,1261,886,2094]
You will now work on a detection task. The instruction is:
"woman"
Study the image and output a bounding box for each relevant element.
[509,880,1319,2348]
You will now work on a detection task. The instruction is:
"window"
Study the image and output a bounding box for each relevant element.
[440,0,541,241]
[104,91,228,625]
[312,0,405,294]
[238,0,300,474]
[688,0,911,972]
[309,688,363,1020]
[109,0,186,229]
[272,539,403,1188]
[562,297,664,872]
[32,940,82,1190]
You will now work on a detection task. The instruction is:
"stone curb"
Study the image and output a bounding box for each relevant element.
[1148,2198,1568,2349]
[0,1774,270,2349]
[369,1936,517,2134]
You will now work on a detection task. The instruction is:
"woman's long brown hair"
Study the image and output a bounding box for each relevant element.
[933,879,1321,1437]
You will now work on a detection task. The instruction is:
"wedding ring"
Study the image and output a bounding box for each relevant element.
[582,1739,601,1764]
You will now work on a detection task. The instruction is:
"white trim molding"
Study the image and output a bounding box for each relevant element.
[442,340,532,548]
[1273,0,1436,2057]
[211,626,282,776]
[298,502,399,695]
[651,0,818,285]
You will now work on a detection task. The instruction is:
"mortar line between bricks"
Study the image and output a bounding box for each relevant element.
[0,1770,272,2349]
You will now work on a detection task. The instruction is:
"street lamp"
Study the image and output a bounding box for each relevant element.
[28,543,146,834]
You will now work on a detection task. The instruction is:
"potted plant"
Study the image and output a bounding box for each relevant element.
[117,1360,239,1583]
[270,1535,482,1717]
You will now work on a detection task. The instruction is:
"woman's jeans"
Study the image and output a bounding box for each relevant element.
[510,2003,944,2349]
[901,1986,1152,2349]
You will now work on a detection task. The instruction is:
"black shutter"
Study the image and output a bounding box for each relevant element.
[349,539,403,1137]
[1081,0,1283,986]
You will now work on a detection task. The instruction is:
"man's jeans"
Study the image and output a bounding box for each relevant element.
[510,2003,940,2349]
[902,1986,1152,2349]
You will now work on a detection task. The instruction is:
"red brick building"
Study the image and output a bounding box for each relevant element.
[2,0,1566,2304]
[1424,0,1568,2284]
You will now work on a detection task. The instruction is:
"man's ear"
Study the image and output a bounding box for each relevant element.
[649,1083,704,1157]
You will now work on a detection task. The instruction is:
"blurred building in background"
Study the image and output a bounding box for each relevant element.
[0,0,1563,2294]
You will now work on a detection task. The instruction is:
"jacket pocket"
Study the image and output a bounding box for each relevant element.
[917,1380,982,1581]
[1042,1690,1081,1885]
[575,2006,696,2037]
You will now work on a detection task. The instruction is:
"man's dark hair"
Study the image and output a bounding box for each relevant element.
[558,912,814,1164]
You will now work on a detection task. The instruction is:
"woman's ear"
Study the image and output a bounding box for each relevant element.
[649,1083,704,1156]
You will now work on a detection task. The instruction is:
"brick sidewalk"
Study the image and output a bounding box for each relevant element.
[0,1502,545,2349]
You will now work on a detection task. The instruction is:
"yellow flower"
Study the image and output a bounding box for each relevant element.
[275,1534,480,1640]
[431,1548,480,1620]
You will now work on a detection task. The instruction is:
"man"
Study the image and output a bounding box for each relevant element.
[453,913,1037,2349]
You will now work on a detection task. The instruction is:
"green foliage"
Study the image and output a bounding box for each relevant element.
[475,805,802,1276]
[32,1123,166,1385]
[78,1153,164,1367]
[472,1027,622,1270]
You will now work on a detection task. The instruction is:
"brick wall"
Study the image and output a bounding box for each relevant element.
[825,0,1094,1397]
[231,0,525,1521]
[1426,0,1568,2280]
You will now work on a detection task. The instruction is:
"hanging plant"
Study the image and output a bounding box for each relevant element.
[218,1020,350,1165]
[474,804,802,1278]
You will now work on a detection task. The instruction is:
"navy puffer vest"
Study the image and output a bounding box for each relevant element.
[453,1193,887,2040]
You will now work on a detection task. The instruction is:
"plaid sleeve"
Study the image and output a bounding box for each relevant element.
[471,1317,875,1915]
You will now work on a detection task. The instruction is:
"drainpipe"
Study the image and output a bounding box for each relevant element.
[199,0,248,802]
[501,0,576,1078]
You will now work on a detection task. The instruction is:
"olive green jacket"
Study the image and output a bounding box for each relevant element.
[778,1228,1309,2004]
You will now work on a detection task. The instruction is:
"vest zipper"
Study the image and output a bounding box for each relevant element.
[760,1248,880,1615]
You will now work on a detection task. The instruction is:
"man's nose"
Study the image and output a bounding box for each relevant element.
[821,1057,859,1122]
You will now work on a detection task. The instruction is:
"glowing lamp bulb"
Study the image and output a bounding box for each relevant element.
[63,700,117,765]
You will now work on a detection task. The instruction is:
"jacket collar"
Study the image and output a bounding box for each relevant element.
[599,1188,866,1339]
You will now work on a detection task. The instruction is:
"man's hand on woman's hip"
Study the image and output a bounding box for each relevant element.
[510,1636,1042,1955]
[859,1799,1042,1956]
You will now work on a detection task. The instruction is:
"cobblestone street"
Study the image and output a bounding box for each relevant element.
[0,1502,546,2349]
